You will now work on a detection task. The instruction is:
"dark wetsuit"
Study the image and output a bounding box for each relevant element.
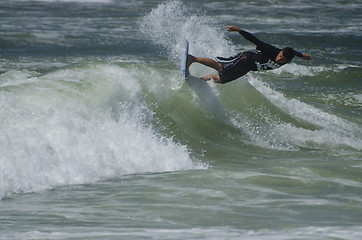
[216,29,303,84]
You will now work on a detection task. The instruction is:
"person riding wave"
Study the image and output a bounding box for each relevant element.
[187,25,312,84]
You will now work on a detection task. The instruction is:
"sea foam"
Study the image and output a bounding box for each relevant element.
[140,0,234,65]
[0,63,203,199]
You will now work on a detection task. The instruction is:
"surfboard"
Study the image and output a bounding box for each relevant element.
[180,40,226,120]
[181,40,190,79]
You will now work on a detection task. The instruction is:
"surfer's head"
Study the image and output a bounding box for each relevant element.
[276,47,295,64]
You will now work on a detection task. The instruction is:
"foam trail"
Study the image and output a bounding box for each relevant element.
[248,76,362,150]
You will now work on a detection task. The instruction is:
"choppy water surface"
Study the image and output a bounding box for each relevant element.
[1,0,361,239]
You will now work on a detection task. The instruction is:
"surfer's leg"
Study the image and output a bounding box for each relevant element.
[188,55,223,72]
[201,75,221,83]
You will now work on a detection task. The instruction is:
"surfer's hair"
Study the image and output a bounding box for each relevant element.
[282,47,295,61]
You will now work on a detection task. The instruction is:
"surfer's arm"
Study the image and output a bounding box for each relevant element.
[226,25,262,45]
[294,50,312,60]
[227,25,312,61]
[227,25,278,53]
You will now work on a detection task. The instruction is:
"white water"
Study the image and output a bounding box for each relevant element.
[247,75,362,151]
[140,0,235,65]
[0,63,204,199]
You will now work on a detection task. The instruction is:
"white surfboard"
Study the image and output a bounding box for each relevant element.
[181,40,190,79]
[179,40,227,120]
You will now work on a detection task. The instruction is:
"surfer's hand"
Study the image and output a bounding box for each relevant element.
[302,54,312,61]
[226,25,241,33]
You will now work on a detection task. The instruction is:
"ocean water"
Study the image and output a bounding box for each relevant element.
[0,0,361,239]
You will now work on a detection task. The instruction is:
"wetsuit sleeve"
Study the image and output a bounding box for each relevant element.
[294,50,303,58]
[239,29,262,45]
[240,29,304,58]
[239,29,280,56]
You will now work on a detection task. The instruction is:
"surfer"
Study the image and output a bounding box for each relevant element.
[187,25,312,84]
